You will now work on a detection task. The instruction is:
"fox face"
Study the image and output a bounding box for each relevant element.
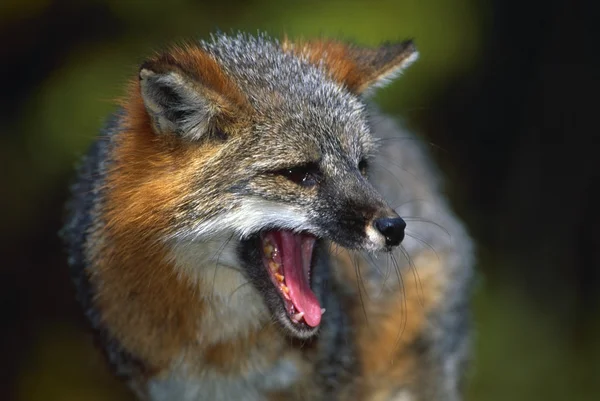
[130,34,417,339]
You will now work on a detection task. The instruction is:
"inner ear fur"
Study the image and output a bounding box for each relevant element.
[138,45,250,140]
[283,38,418,95]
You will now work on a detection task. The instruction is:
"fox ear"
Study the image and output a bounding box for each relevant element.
[288,39,418,95]
[139,50,249,140]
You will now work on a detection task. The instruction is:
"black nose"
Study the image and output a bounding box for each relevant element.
[374,217,406,247]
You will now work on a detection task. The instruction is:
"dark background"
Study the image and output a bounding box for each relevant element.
[1,1,598,400]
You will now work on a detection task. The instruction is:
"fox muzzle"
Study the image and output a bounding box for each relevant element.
[373,216,406,247]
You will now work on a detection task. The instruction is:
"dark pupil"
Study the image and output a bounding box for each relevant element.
[278,163,320,187]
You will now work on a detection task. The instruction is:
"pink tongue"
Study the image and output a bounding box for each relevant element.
[279,231,322,327]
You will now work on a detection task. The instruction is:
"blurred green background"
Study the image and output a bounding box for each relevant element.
[1,0,598,400]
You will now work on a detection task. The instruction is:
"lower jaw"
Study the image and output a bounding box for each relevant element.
[239,234,325,339]
[276,311,321,339]
[266,271,323,338]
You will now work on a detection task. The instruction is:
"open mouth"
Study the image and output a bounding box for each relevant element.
[260,230,324,328]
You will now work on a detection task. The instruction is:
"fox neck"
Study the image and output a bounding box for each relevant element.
[89,231,273,374]
[168,237,271,343]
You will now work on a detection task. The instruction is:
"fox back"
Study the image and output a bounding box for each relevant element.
[63,33,473,401]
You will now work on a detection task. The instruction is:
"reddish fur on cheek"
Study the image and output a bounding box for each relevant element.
[90,78,249,371]
[87,84,200,368]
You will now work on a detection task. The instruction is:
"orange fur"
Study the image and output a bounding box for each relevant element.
[89,72,269,377]
[73,38,456,400]
[283,39,367,93]
[88,84,200,369]
[203,326,280,375]
[283,38,415,93]
[334,250,447,398]
[143,44,252,120]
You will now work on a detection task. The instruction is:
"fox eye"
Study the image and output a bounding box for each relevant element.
[358,158,369,176]
[276,162,321,187]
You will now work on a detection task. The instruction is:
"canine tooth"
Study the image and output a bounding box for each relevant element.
[269,261,280,272]
[321,308,326,315]
[274,272,285,282]
[291,312,304,323]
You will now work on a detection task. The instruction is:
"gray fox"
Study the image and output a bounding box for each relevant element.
[62,32,474,401]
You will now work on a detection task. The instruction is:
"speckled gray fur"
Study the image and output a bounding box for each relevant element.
[63,32,474,401]
[366,113,474,400]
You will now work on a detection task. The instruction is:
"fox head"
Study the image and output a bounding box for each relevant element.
[118,33,417,338]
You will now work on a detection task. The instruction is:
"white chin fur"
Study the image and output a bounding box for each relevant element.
[167,237,269,343]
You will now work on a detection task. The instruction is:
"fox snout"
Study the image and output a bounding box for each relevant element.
[373,216,406,247]
[361,209,406,252]
[311,167,406,251]
[353,172,407,250]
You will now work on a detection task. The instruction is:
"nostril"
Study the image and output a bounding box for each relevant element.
[374,217,406,247]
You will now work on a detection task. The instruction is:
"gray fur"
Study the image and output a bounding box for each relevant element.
[148,357,300,401]
[63,32,474,401]
[159,33,391,251]
[140,68,219,140]
[366,113,474,400]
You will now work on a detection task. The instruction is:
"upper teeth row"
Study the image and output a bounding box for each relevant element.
[264,240,290,298]
[264,242,276,259]
[269,261,280,273]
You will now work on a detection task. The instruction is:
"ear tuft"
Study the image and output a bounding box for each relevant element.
[138,46,249,141]
[360,40,419,91]
[285,38,418,95]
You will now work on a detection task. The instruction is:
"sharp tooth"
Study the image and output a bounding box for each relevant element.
[274,272,285,282]
[321,308,326,315]
[291,312,305,323]
[269,261,280,272]
[280,285,291,300]
[264,243,274,258]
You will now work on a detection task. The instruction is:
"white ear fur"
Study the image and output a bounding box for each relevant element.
[355,40,419,94]
[365,49,419,92]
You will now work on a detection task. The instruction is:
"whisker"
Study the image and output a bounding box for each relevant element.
[405,231,440,261]
[391,198,436,212]
[401,217,451,237]
[228,281,253,300]
[370,162,405,190]
[389,252,408,349]
[349,249,369,326]
[363,252,391,298]
[398,245,425,307]
[374,136,448,153]
[211,233,235,301]
[333,242,343,256]
[353,251,371,302]
[371,156,419,182]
